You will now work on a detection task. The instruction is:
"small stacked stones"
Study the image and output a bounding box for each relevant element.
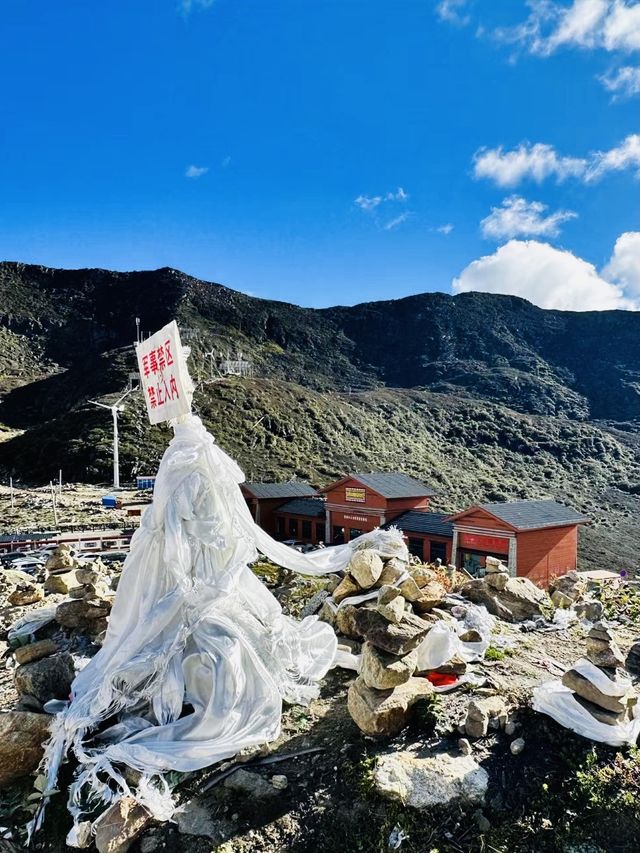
[483,556,509,592]
[561,622,638,726]
[43,544,81,594]
[319,547,451,736]
[55,560,113,639]
[548,570,587,609]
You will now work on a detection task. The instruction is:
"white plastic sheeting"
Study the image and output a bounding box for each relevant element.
[415,601,495,672]
[34,415,408,838]
[533,658,640,746]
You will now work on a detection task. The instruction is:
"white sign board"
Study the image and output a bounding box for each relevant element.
[136,321,193,425]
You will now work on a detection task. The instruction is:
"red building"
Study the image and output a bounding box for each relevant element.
[318,473,437,544]
[241,481,317,538]
[243,471,589,588]
[447,500,589,586]
[274,497,326,544]
[390,510,454,564]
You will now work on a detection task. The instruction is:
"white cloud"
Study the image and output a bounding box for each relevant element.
[602,231,640,296]
[473,142,588,187]
[436,0,471,26]
[452,238,638,311]
[498,0,640,56]
[586,133,640,179]
[185,164,209,179]
[603,1,640,52]
[383,213,410,231]
[599,64,640,96]
[181,0,215,14]
[221,155,232,168]
[436,223,454,235]
[474,134,640,186]
[355,194,383,211]
[354,187,408,211]
[480,196,577,239]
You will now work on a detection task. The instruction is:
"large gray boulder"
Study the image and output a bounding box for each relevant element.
[461,576,550,622]
[374,751,489,809]
[14,651,75,704]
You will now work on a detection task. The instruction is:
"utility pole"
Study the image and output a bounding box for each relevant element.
[135,317,141,344]
[58,469,62,495]
[89,388,135,490]
[10,476,14,509]
[49,481,59,528]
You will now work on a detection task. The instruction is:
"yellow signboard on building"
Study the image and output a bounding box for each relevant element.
[345,487,366,503]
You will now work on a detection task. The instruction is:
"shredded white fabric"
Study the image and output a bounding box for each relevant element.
[34,414,408,839]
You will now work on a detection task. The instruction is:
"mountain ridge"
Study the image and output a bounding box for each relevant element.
[0,261,639,572]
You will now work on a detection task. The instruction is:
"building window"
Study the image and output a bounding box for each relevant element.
[429,541,447,564]
[349,528,363,541]
[333,526,344,544]
[315,522,324,542]
[408,538,424,560]
[302,520,312,539]
[276,517,285,538]
[289,518,298,537]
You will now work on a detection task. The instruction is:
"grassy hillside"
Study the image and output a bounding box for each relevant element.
[0,262,639,572]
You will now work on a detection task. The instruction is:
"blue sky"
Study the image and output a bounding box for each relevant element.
[1,0,639,309]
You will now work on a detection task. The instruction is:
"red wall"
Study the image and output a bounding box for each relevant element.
[516,525,578,587]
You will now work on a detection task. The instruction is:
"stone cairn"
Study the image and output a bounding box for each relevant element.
[560,622,638,726]
[55,557,113,639]
[319,547,463,737]
[483,556,509,591]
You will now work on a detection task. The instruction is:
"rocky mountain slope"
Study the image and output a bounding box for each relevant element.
[0,262,639,571]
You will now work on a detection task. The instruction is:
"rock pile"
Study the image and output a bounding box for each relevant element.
[320,548,462,736]
[0,569,44,608]
[461,558,551,623]
[462,695,508,739]
[560,623,638,726]
[55,560,113,638]
[549,570,587,609]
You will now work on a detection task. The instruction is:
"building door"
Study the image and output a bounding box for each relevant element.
[333,526,344,545]
[315,522,324,543]
[276,517,285,538]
